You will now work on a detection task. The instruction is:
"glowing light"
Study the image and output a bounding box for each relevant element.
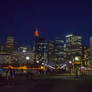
[3,66,42,70]
[8,65,14,69]
[66,34,73,37]
[75,57,79,61]
[36,61,39,63]
[45,64,47,66]
[23,49,26,53]
[60,64,66,69]
[35,28,39,37]
[40,66,45,70]
[69,61,72,64]
[42,63,44,65]
[23,70,27,73]
[26,56,30,60]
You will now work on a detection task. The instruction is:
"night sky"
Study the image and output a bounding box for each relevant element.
[0,0,92,46]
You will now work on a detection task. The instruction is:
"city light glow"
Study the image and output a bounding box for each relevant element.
[26,56,30,60]
[75,57,79,61]
[69,61,72,64]
[36,61,39,63]
[35,29,39,37]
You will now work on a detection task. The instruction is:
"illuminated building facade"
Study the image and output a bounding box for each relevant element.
[18,46,31,53]
[34,28,47,62]
[6,37,15,53]
[47,40,55,64]
[0,52,34,65]
[90,37,92,48]
[83,48,91,66]
[54,38,65,64]
[34,38,47,62]
[0,54,9,65]
[82,46,89,66]
[65,34,82,60]
[89,37,92,66]
[0,44,4,52]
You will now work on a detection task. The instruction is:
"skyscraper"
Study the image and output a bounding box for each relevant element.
[34,28,47,62]
[47,40,55,64]
[90,37,92,48]
[65,34,82,61]
[89,37,92,66]
[54,38,65,64]
[6,36,15,53]
[0,44,4,53]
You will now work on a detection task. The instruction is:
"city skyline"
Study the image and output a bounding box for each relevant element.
[0,0,92,45]
[0,0,92,91]
[0,30,91,47]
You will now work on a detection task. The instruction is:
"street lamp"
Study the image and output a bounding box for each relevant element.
[26,56,30,60]
[26,56,30,65]
[75,56,79,78]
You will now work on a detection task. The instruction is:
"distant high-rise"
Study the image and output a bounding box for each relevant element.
[65,34,82,60]
[47,40,55,64]
[89,37,92,66]
[0,44,4,52]
[90,37,92,48]
[54,38,65,64]
[82,46,89,66]
[6,36,15,53]
[34,28,47,62]
[36,38,47,61]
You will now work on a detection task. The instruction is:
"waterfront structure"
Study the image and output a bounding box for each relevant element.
[15,51,35,65]
[0,51,34,65]
[0,54,9,65]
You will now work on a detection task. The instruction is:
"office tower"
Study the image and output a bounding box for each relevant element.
[34,28,47,62]
[89,37,92,66]
[47,40,55,64]
[36,38,47,62]
[54,38,65,64]
[0,44,4,53]
[6,36,15,53]
[65,34,82,60]
[82,46,89,66]
[90,37,92,48]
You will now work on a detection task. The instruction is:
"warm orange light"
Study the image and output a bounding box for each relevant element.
[8,65,14,69]
[35,28,39,37]
[40,66,45,70]
[23,70,27,73]
[3,66,43,70]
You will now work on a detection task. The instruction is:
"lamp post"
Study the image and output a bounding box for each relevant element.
[26,56,30,66]
[69,61,72,74]
[75,56,79,78]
